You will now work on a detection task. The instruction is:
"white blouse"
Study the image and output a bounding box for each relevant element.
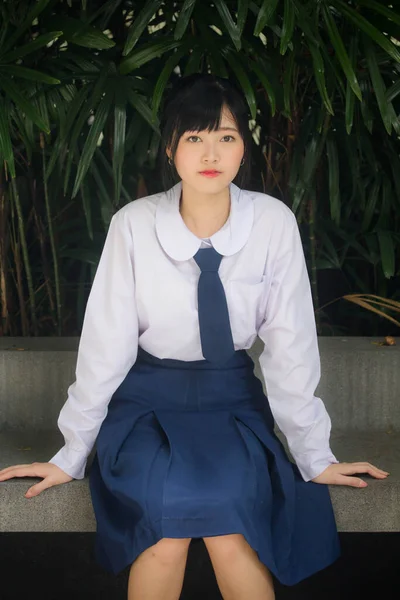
[48,181,339,482]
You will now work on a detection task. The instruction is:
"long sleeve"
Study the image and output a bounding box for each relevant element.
[48,211,139,479]
[257,207,339,482]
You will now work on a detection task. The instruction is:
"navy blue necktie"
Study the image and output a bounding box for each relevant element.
[193,247,235,364]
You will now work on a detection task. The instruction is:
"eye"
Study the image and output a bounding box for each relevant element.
[187,135,201,142]
[221,135,235,142]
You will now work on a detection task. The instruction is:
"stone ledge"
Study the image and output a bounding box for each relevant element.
[1,337,400,432]
[0,430,398,533]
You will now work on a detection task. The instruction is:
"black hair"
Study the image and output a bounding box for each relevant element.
[158,73,252,191]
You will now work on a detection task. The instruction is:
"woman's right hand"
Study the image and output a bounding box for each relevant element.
[0,462,74,498]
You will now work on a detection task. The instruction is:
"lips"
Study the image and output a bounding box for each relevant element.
[199,170,221,175]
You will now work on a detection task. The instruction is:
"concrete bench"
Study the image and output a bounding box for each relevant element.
[1,337,399,533]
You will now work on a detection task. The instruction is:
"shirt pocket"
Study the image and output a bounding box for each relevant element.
[226,277,268,336]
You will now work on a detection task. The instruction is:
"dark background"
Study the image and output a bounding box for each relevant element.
[0,533,398,599]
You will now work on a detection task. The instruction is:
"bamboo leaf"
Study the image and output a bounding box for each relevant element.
[63,64,113,188]
[249,60,276,116]
[358,0,400,27]
[361,179,380,232]
[128,90,160,134]
[46,85,91,180]
[308,44,334,115]
[291,0,318,45]
[70,30,116,50]
[214,0,241,51]
[174,0,197,40]
[364,36,393,134]
[237,0,249,36]
[95,147,132,204]
[359,80,374,133]
[123,0,163,55]
[152,46,189,117]
[376,177,392,230]
[0,75,49,132]
[197,20,228,76]
[386,79,400,103]
[335,0,400,63]
[119,39,181,75]
[326,139,341,226]
[377,231,395,278]
[46,16,115,49]
[222,50,257,119]
[72,88,114,198]
[2,0,52,53]
[304,133,327,184]
[87,0,123,28]
[90,155,115,229]
[80,179,93,241]
[113,88,127,205]
[281,0,295,56]
[183,46,204,76]
[283,50,295,115]
[345,36,358,134]
[0,65,60,85]
[254,0,279,36]
[1,32,63,62]
[320,232,341,268]
[321,5,362,101]
[0,99,15,177]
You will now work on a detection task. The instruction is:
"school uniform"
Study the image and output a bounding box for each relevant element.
[48,181,341,585]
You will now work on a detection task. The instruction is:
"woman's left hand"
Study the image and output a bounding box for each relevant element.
[311,462,390,487]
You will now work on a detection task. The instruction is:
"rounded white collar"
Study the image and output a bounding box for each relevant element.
[155,181,254,261]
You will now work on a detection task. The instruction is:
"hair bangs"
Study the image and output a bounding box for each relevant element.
[169,91,229,151]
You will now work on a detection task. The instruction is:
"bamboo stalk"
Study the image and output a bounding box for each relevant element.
[31,179,57,330]
[0,188,9,335]
[0,165,10,335]
[10,177,38,335]
[308,187,320,333]
[40,133,62,335]
[13,239,29,335]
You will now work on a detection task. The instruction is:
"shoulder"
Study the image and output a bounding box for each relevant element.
[110,189,165,231]
[242,188,297,231]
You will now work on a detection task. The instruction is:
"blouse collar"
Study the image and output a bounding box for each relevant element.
[155,181,254,261]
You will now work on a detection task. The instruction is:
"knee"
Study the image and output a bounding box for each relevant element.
[149,537,192,565]
[203,533,249,560]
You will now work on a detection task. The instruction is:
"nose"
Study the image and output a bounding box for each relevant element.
[202,141,219,163]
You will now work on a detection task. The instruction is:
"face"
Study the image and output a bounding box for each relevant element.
[167,105,245,194]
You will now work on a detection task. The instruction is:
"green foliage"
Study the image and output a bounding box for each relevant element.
[0,0,399,336]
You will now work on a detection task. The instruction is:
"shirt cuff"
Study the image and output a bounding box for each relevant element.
[295,452,340,482]
[48,445,89,480]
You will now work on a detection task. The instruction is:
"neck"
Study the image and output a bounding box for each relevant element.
[179,181,231,238]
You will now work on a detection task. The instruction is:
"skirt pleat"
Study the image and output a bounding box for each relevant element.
[89,348,340,585]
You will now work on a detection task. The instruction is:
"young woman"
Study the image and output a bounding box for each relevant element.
[0,74,389,600]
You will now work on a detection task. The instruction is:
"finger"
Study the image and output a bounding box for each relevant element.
[350,462,389,475]
[341,464,388,478]
[0,465,33,476]
[333,475,368,488]
[0,466,42,480]
[25,479,53,498]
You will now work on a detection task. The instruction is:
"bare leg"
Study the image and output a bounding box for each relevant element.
[127,537,191,600]
[203,534,275,600]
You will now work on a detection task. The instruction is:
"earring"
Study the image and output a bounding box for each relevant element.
[240,158,245,166]
[168,157,173,166]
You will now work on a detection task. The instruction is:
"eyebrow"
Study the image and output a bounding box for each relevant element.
[216,127,238,132]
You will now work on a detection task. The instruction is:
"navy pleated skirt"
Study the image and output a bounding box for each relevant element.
[89,347,340,586]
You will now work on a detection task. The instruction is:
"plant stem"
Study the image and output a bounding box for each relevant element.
[308,187,321,334]
[41,133,62,335]
[10,177,38,335]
